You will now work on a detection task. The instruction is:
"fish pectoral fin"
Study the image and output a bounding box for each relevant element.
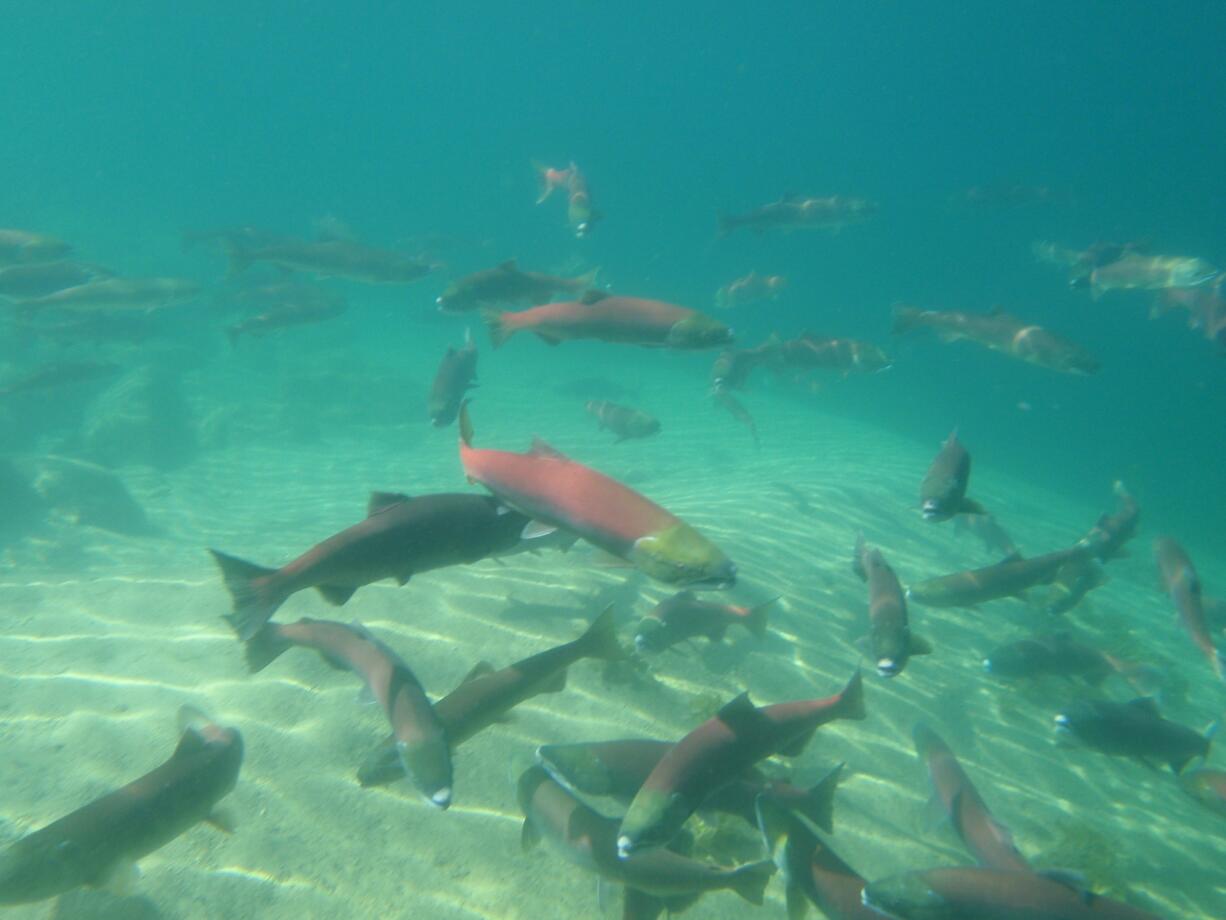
[527,438,568,460]
[521,519,560,540]
[456,660,496,688]
[316,584,358,606]
[520,819,542,851]
[356,684,377,706]
[580,289,609,305]
[908,634,934,656]
[206,806,238,834]
[95,858,142,895]
[541,669,568,693]
[921,793,950,833]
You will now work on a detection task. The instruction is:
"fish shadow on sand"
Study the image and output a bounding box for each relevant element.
[52,890,169,920]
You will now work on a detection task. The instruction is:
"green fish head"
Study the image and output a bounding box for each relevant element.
[630,525,736,589]
[398,737,453,810]
[861,872,949,919]
[666,315,735,350]
[617,789,693,858]
[536,745,614,796]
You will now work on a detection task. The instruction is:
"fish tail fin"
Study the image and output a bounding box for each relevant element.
[729,860,775,906]
[792,762,843,834]
[209,549,283,641]
[890,303,922,335]
[745,597,777,639]
[578,605,627,661]
[836,669,867,720]
[243,624,292,673]
[458,400,475,448]
[481,308,513,348]
[531,160,555,204]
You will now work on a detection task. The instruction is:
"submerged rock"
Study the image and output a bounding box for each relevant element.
[31,456,158,536]
[79,366,197,470]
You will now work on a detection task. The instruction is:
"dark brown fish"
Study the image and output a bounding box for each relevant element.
[907,544,1093,608]
[427,330,479,427]
[892,304,1100,375]
[210,491,558,640]
[983,634,1154,693]
[1153,536,1223,681]
[226,290,346,345]
[634,590,773,653]
[242,618,452,806]
[913,723,1029,872]
[617,671,865,856]
[435,260,598,312]
[537,738,841,834]
[356,609,624,787]
[853,534,929,677]
[586,400,661,443]
[1055,697,1212,773]
[863,866,1162,919]
[718,195,876,236]
[919,429,984,521]
[519,766,774,905]
[0,708,241,905]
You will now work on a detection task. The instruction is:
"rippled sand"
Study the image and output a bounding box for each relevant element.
[1,347,1222,920]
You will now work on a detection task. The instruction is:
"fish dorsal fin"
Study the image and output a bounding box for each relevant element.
[1127,697,1162,717]
[173,725,210,758]
[580,289,608,305]
[529,438,568,460]
[458,660,495,686]
[497,259,518,272]
[368,491,410,516]
[716,692,766,735]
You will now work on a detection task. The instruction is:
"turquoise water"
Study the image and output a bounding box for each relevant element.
[1,4,1224,919]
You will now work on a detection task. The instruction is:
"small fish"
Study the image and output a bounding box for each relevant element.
[585,400,661,443]
[531,161,576,205]
[983,634,1153,692]
[1179,768,1226,818]
[776,334,892,375]
[756,796,878,920]
[0,360,121,398]
[538,739,841,834]
[919,429,985,521]
[718,195,876,237]
[243,618,451,806]
[634,590,774,653]
[459,404,735,589]
[1152,274,1226,354]
[0,261,111,300]
[892,304,1100,375]
[907,544,1093,608]
[912,723,1029,872]
[862,867,1162,920]
[226,237,433,284]
[714,271,787,310]
[0,228,72,265]
[1153,536,1224,681]
[483,290,733,350]
[0,707,241,905]
[519,766,775,906]
[226,291,346,345]
[710,385,760,447]
[1073,251,1218,300]
[616,671,865,857]
[357,609,625,788]
[853,534,930,677]
[1044,554,1106,614]
[435,260,598,312]
[1054,697,1213,773]
[210,492,556,641]
[17,277,201,315]
[427,329,478,427]
[952,513,1019,558]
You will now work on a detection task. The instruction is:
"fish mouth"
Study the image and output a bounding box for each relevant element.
[921,501,942,521]
[633,634,652,653]
[876,658,900,678]
[1053,714,1071,732]
[616,835,635,860]
[982,658,994,673]
[430,786,453,809]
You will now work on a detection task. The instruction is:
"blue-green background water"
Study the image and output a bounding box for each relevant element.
[2,4,1225,919]
[5,2,1223,541]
